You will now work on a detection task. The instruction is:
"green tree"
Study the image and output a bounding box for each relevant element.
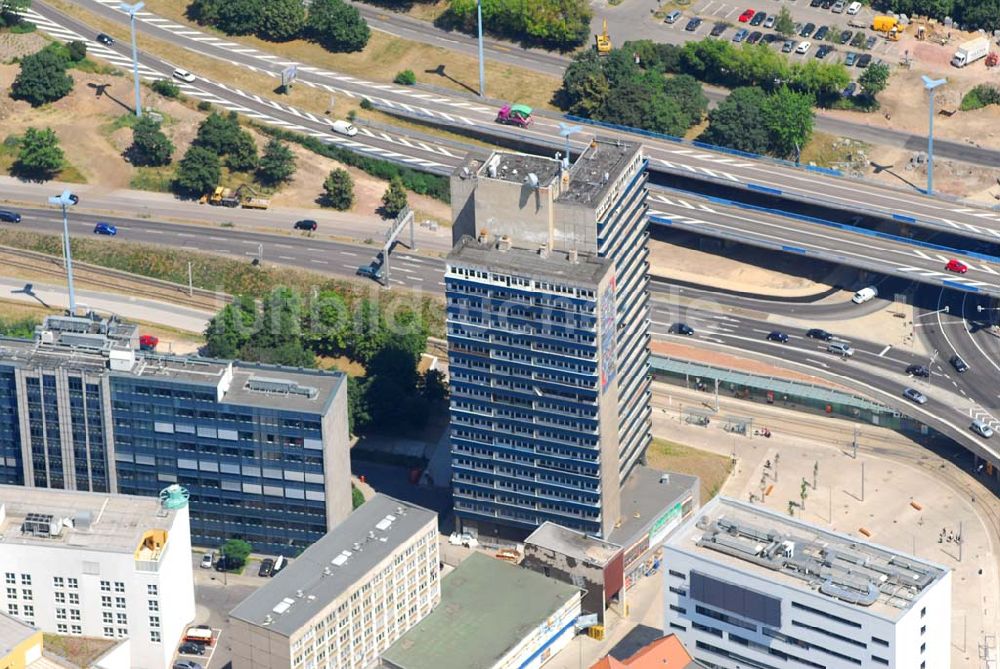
[447,0,591,48]
[322,168,354,210]
[257,287,303,348]
[380,176,408,218]
[12,127,63,180]
[558,50,611,116]
[699,86,771,155]
[259,0,306,41]
[306,0,370,53]
[662,73,708,127]
[194,111,243,155]
[225,131,259,172]
[956,0,1000,31]
[10,46,72,106]
[762,86,814,160]
[304,289,351,355]
[350,298,387,365]
[774,6,795,36]
[788,59,850,104]
[66,40,87,62]
[220,538,252,568]
[174,145,221,197]
[859,61,891,99]
[128,115,174,167]
[599,73,688,136]
[352,485,365,509]
[256,138,296,186]
[421,369,448,402]
[347,375,372,434]
[0,0,30,27]
[204,295,258,358]
[239,340,315,367]
[214,0,264,35]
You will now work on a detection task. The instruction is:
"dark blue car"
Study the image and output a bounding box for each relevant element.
[94,222,117,236]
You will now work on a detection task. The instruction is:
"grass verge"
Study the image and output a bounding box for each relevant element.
[133,0,560,109]
[645,437,733,504]
[799,131,867,170]
[0,229,445,337]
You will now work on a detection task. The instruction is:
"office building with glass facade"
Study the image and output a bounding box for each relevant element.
[0,314,350,555]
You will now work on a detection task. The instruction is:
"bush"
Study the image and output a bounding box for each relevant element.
[12,127,65,180]
[150,78,181,98]
[197,100,213,112]
[10,46,73,107]
[359,97,374,111]
[256,125,450,202]
[960,84,1000,111]
[67,40,87,62]
[352,485,365,509]
[393,69,416,85]
[259,0,306,41]
[444,0,591,49]
[322,168,354,210]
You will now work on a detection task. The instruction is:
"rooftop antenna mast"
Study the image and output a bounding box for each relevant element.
[558,123,583,169]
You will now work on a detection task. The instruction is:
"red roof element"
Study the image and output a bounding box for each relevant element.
[589,634,695,669]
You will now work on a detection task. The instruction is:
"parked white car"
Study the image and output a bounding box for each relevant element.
[199,553,213,569]
[172,68,196,83]
[795,41,812,54]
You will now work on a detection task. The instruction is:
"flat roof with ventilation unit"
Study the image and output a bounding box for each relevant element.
[666,497,950,619]
[229,495,436,637]
[245,376,319,399]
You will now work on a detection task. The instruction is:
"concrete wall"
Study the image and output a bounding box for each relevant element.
[594,268,621,539]
[157,504,197,669]
[495,593,581,669]
[322,378,351,530]
[92,639,131,669]
[472,177,556,251]
[521,547,610,621]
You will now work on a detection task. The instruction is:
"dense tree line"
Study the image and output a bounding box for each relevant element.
[560,41,826,159]
[187,0,369,52]
[873,0,1000,32]
[172,111,296,196]
[559,50,708,137]
[204,288,442,434]
[444,0,591,49]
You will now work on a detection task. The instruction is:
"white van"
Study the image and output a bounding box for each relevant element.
[846,1,862,15]
[665,10,682,23]
[331,120,358,137]
[851,286,878,304]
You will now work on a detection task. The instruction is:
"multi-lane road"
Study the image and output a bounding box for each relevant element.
[649,191,1000,296]
[39,0,1000,249]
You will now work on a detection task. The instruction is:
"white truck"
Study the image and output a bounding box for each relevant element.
[951,37,990,67]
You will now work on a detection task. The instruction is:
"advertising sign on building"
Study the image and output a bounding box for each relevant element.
[599,275,617,393]
[648,501,684,547]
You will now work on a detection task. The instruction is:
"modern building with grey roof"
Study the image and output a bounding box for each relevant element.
[229,495,439,669]
[380,552,582,669]
[447,138,652,540]
[0,312,350,555]
[663,496,951,669]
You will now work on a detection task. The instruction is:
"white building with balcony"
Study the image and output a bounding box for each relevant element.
[0,484,196,669]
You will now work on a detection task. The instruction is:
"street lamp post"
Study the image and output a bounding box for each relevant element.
[558,122,583,169]
[476,0,485,97]
[922,75,947,196]
[48,190,78,315]
[120,2,146,118]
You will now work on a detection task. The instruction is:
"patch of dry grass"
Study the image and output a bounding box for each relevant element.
[130,0,560,109]
[645,437,733,503]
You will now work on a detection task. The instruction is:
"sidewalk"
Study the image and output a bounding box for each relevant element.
[0,276,212,334]
[651,382,999,668]
[0,177,454,253]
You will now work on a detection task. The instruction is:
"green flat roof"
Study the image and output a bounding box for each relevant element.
[381,553,579,669]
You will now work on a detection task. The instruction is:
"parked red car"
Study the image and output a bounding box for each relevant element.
[738,9,755,22]
[945,259,968,274]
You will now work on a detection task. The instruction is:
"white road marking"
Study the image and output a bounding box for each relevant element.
[878,345,892,357]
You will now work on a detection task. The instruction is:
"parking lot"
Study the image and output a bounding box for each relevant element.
[173,626,222,669]
[598,0,901,78]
